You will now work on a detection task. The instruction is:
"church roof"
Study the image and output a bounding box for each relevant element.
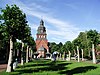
[38,46,45,51]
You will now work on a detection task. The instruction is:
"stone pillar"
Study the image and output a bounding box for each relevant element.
[92,44,97,64]
[77,46,80,62]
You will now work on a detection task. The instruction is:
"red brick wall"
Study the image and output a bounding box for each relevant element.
[36,39,49,52]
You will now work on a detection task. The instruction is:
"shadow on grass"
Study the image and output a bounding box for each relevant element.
[17,60,67,68]
[12,61,71,75]
[59,66,97,75]
[17,60,51,68]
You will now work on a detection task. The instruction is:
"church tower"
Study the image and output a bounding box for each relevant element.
[36,19,49,58]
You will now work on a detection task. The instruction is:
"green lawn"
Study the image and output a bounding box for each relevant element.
[0,59,100,75]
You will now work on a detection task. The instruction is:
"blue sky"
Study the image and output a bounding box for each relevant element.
[1,0,100,44]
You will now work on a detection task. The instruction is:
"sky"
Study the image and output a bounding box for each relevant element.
[1,0,100,44]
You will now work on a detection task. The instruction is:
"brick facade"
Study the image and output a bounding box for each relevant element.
[36,19,49,58]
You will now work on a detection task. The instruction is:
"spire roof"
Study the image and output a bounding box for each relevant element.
[40,19,44,26]
[37,19,46,34]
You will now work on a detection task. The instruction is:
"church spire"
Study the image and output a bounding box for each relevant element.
[40,19,44,26]
[37,19,46,34]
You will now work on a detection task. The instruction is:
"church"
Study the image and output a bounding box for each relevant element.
[35,19,50,58]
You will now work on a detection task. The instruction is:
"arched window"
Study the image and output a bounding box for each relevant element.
[39,35,40,38]
[44,35,45,38]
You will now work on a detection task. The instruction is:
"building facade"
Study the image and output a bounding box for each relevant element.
[36,19,49,58]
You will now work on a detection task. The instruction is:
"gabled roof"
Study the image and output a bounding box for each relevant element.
[38,46,45,51]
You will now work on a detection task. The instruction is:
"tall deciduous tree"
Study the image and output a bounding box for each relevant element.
[64,41,72,60]
[87,30,99,63]
[0,4,31,72]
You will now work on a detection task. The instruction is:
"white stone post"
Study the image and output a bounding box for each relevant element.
[92,44,97,64]
[77,46,80,62]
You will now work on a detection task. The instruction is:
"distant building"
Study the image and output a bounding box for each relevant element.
[36,19,49,58]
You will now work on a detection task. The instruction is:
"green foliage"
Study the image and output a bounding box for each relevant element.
[87,30,99,46]
[50,42,64,53]
[0,4,35,61]
[71,30,100,58]
[1,4,31,41]
[96,45,100,51]
[65,41,72,51]
[0,23,9,60]
[49,42,58,53]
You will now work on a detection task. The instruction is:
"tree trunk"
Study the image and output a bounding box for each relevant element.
[57,54,59,60]
[81,49,84,61]
[74,50,77,60]
[29,48,31,58]
[63,52,66,60]
[68,51,71,61]
[29,48,32,61]
[59,53,61,60]
[6,37,13,72]
[21,42,24,65]
[31,49,33,59]
[26,46,29,63]
[77,46,80,62]
[92,44,97,64]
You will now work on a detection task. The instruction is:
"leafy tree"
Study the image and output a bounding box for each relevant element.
[87,30,99,47]
[65,41,72,52]
[0,4,32,72]
[72,30,100,59]
[0,23,9,61]
[64,41,73,60]
[57,42,63,53]
[77,32,88,57]
[49,42,56,53]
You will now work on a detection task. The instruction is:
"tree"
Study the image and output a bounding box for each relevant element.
[87,30,99,63]
[0,4,31,72]
[57,42,63,53]
[77,32,88,57]
[65,41,72,52]
[0,23,9,61]
[49,42,57,53]
[64,41,72,60]
[87,30,99,46]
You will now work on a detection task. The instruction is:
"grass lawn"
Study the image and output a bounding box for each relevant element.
[0,59,100,75]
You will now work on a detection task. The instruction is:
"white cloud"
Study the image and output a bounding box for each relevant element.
[65,3,78,10]
[8,0,80,43]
